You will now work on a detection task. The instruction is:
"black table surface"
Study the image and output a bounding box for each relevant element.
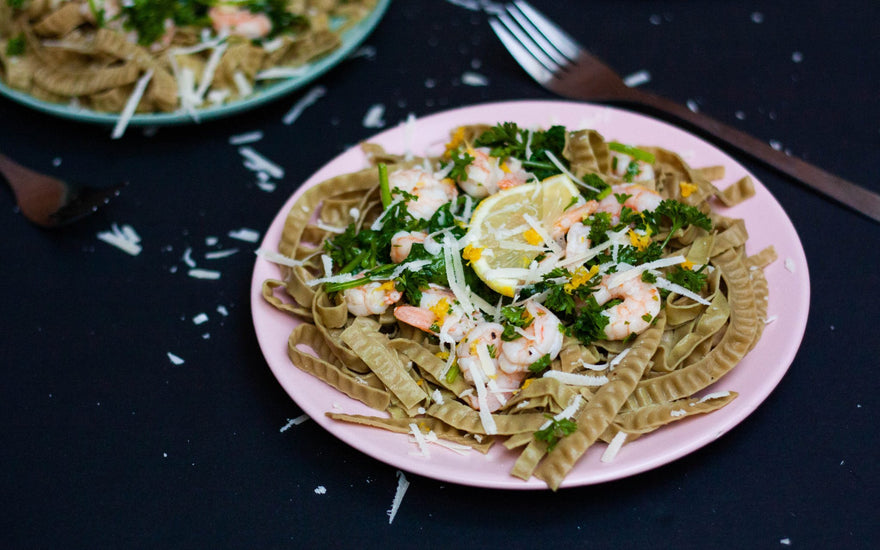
[2,1,878,548]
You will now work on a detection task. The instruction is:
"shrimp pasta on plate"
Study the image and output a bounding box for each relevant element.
[259,117,777,490]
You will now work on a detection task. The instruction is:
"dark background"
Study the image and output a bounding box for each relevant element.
[2,1,877,547]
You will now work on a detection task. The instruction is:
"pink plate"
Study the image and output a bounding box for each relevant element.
[250,100,810,490]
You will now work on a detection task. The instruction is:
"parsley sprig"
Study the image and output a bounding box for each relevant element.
[534,415,578,451]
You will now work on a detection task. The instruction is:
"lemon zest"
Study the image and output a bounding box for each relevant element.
[680,181,699,198]
[429,298,449,324]
[523,228,542,246]
[628,229,652,251]
[462,244,483,263]
[681,259,695,270]
[564,265,599,292]
[445,126,466,154]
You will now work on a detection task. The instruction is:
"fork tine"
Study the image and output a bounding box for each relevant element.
[489,16,555,85]
[505,2,568,67]
[495,12,561,73]
[511,0,583,61]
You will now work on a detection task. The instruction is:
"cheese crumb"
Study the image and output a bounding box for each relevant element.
[283,85,326,125]
[228,228,261,243]
[601,431,627,462]
[280,414,310,432]
[192,313,209,325]
[461,71,489,86]
[784,258,795,272]
[188,268,221,280]
[363,103,386,128]
[97,224,142,256]
[386,471,410,524]
[314,486,327,495]
[623,69,651,87]
[167,352,185,365]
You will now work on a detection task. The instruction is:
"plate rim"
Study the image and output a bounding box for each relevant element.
[250,98,811,490]
[0,0,390,126]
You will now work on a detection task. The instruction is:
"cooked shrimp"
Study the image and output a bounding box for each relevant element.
[610,151,655,183]
[551,200,599,240]
[209,4,272,39]
[597,184,663,223]
[389,231,426,263]
[455,322,526,412]
[393,285,478,342]
[498,300,564,374]
[388,168,458,220]
[564,221,592,259]
[459,147,532,198]
[593,274,661,340]
[343,281,402,317]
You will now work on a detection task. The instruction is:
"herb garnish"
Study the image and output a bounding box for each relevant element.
[534,415,578,451]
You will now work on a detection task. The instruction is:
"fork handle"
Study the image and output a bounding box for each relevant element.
[622,88,880,223]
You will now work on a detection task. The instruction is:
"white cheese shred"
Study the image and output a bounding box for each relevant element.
[283,85,326,125]
[188,268,221,280]
[228,228,261,243]
[238,146,284,179]
[543,370,609,387]
[544,151,599,192]
[111,69,153,139]
[600,431,628,462]
[386,471,410,524]
[279,414,309,432]
[255,248,305,267]
[97,223,142,256]
[408,423,430,457]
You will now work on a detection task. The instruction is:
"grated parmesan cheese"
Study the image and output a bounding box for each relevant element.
[408,423,430,457]
[623,69,651,87]
[386,471,410,524]
[228,131,263,145]
[204,249,239,260]
[238,146,284,179]
[461,71,489,86]
[111,69,153,139]
[228,228,261,243]
[601,431,628,462]
[363,103,386,128]
[97,224,142,256]
[279,414,309,432]
[543,371,608,387]
[167,352,185,365]
[283,85,326,125]
[188,268,221,280]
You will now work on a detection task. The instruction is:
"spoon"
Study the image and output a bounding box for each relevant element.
[0,152,126,228]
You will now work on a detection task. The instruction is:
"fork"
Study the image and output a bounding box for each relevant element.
[490,0,880,223]
[0,152,126,228]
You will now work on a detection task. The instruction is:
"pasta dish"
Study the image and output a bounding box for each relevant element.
[260,120,775,490]
[0,0,376,117]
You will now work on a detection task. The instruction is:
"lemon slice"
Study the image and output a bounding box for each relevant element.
[465,174,581,296]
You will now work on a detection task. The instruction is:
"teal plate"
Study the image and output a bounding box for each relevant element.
[0,0,390,126]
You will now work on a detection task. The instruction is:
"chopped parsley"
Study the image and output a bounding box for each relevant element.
[442,149,475,183]
[5,33,25,56]
[666,264,709,293]
[534,415,578,451]
[474,122,567,181]
[500,304,532,341]
[527,353,552,374]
